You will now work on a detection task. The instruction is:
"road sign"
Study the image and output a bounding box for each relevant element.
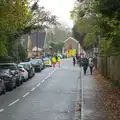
[93,48,99,53]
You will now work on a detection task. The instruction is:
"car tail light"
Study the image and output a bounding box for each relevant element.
[20,69,24,72]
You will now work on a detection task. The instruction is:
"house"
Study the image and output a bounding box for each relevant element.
[63,37,86,56]
[21,30,46,57]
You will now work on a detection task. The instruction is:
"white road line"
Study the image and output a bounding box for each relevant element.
[23,92,30,98]
[41,80,44,83]
[8,99,20,107]
[37,83,41,87]
[44,76,49,80]
[31,87,36,91]
[0,109,4,113]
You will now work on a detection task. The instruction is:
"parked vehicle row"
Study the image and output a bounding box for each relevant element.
[0,57,52,95]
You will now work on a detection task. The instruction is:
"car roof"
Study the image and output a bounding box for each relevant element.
[20,62,30,64]
[0,63,16,65]
[43,57,50,60]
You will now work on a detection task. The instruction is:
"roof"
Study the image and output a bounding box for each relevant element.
[21,31,46,50]
[64,37,79,43]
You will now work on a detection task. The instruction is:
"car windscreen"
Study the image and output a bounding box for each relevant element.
[30,59,39,64]
[43,58,49,61]
[0,64,17,70]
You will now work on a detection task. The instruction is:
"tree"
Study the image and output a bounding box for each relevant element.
[71,0,100,50]
[71,0,120,55]
[0,0,58,58]
[49,41,64,53]
[18,43,27,61]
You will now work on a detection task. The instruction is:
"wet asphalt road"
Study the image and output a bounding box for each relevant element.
[0,59,80,120]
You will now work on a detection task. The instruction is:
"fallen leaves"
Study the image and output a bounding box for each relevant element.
[93,70,120,120]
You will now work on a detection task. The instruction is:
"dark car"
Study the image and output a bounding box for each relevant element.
[37,58,45,70]
[0,63,22,86]
[30,59,43,72]
[0,69,17,91]
[0,77,6,94]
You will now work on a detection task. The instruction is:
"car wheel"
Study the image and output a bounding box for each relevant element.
[9,85,13,91]
[20,80,23,84]
[2,86,6,94]
[39,68,41,72]
[17,80,20,86]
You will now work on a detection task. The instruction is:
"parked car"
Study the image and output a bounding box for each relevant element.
[18,65,28,82]
[19,62,34,78]
[24,62,35,76]
[30,59,43,72]
[0,69,17,91]
[0,77,6,94]
[37,58,45,70]
[0,63,22,86]
[43,57,52,67]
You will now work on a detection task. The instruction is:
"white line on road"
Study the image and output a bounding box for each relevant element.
[0,109,4,113]
[44,76,49,80]
[41,80,44,83]
[8,99,20,106]
[31,87,36,91]
[37,83,41,87]
[23,92,30,98]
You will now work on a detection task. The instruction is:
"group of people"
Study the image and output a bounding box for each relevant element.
[52,55,61,67]
[73,56,94,75]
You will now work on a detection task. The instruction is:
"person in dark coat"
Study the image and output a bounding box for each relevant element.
[73,56,76,66]
[82,57,89,75]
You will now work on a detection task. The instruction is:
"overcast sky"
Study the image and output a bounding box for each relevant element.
[39,0,75,28]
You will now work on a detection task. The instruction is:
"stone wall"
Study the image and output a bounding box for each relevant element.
[97,55,120,85]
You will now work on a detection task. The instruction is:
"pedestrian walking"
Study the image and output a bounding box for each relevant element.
[89,57,94,75]
[57,56,61,67]
[73,56,76,66]
[82,57,89,75]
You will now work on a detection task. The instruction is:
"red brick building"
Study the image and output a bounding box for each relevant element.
[63,37,79,53]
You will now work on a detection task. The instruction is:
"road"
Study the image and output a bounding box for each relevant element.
[0,58,80,120]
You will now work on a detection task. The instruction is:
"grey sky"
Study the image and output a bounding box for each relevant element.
[39,0,75,27]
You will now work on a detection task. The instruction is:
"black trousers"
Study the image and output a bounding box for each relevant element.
[89,66,93,75]
[83,66,88,75]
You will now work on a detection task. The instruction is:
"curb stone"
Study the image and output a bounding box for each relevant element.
[74,102,81,120]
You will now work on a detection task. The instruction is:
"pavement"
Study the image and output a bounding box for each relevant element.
[81,69,105,120]
[0,58,81,120]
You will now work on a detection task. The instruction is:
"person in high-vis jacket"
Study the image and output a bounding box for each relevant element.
[52,56,56,67]
[57,56,61,67]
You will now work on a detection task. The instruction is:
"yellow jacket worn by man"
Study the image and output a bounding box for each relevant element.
[57,56,61,67]
[52,57,56,67]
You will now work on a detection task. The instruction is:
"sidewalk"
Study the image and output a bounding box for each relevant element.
[82,72,105,120]
[81,69,120,120]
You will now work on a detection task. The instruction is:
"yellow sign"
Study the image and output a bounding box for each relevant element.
[67,49,73,57]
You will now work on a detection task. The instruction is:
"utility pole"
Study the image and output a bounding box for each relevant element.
[36,27,39,57]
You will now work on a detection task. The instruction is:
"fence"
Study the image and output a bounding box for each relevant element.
[97,55,120,85]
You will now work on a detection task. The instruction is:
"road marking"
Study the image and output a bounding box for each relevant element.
[31,87,36,91]
[8,99,20,106]
[37,83,41,87]
[0,109,4,113]
[23,92,30,98]
[41,80,44,83]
